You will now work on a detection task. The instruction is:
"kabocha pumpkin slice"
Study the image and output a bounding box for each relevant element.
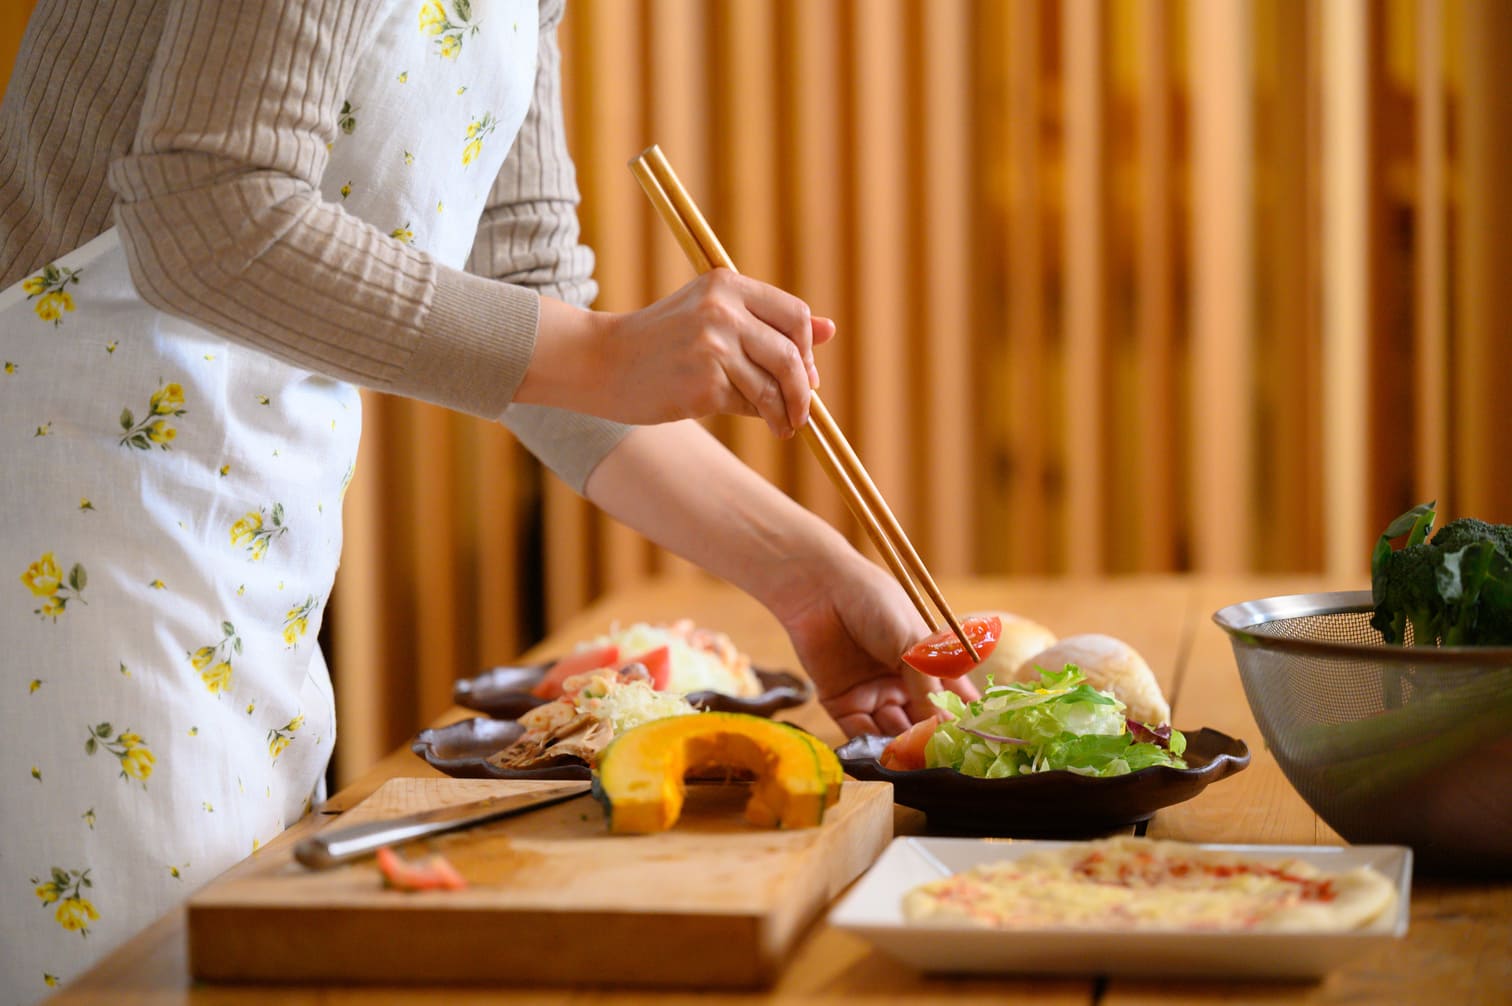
[780,722,843,808]
[743,723,845,828]
[593,712,829,833]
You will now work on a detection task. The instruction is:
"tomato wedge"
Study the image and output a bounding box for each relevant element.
[900,615,1001,679]
[879,717,939,771]
[629,645,673,691]
[531,644,620,699]
[375,845,467,892]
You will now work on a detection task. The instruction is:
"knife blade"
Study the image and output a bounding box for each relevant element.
[294,780,593,869]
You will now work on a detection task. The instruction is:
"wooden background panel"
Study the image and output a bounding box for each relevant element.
[1453,0,1512,522]
[911,0,974,576]
[1061,0,1107,576]
[1319,0,1370,578]
[1187,0,1255,575]
[1132,0,1180,573]
[1414,0,1449,512]
[847,0,915,542]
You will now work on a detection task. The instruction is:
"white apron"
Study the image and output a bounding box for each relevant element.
[0,3,538,1001]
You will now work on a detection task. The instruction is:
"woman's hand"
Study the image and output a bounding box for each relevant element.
[523,269,836,438]
[769,549,980,738]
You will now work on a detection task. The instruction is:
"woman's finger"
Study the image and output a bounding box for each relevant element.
[902,667,944,724]
[945,674,981,702]
[808,317,837,387]
[739,324,811,431]
[834,711,882,738]
[737,275,816,377]
[871,702,913,737]
[720,350,792,437]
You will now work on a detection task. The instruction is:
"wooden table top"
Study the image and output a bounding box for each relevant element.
[46,574,1512,1004]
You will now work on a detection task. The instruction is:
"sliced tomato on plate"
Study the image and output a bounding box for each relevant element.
[531,644,620,699]
[900,614,1001,679]
[879,717,939,772]
[628,645,673,691]
[375,845,467,892]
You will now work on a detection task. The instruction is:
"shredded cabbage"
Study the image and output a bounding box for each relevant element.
[572,676,696,734]
[925,664,1187,778]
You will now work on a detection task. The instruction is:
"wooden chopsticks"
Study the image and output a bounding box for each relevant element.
[628,144,981,663]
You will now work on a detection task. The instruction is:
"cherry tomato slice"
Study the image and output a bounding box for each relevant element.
[879,717,939,771]
[375,845,467,892]
[531,644,620,699]
[900,615,1001,679]
[629,645,673,691]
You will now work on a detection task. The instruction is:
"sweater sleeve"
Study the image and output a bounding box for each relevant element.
[467,0,630,493]
[106,0,543,422]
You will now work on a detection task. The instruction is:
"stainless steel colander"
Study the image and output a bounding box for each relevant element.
[1213,591,1512,875]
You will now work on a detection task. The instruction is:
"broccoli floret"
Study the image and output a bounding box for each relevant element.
[1370,543,1448,645]
[1430,518,1512,559]
[1476,552,1512,644]
[1370,503,1512,647]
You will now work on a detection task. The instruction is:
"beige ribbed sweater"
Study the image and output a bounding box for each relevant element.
[0,0,627,491]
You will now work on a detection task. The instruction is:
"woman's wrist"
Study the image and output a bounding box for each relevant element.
[739,509,863,625]
[514,297,618,413]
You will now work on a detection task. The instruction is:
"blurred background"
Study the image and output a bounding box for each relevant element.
[4,0,1508,785]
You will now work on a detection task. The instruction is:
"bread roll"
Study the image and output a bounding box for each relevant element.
[965,612,1058,693]
[1012,634,1171,726]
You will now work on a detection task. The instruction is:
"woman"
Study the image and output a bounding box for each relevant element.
[0,2,970,1000]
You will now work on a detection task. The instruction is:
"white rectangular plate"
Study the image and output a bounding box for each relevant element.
[827,837,1412,980]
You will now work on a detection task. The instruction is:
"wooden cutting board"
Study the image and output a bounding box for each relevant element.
[187,777,894,988]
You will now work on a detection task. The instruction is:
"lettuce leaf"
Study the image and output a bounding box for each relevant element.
[924,664,1186,778]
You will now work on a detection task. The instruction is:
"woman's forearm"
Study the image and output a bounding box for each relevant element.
[581,420,850,613]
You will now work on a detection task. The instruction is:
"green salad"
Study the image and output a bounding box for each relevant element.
[925,665,1187,778]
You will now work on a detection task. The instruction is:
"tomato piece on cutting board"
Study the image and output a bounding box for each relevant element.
[879,717,938,771]
[375,846,467,892]
[900,615,1001,679]
[532,644,620,699]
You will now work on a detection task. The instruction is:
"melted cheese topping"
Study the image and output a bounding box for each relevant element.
[904,837,1395,933]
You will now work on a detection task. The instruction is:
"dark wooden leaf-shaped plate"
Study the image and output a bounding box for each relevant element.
[836,727,1250,837]
[412,717,592,781]
[452,663,811,720]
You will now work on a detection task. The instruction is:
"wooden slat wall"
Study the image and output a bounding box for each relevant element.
[1132,0,1179,572]
[848,0,914,545]
[1254,0,1323,574]
[1062,0,1106,575]
[913,0,973,575]
[1188,0,1255,574]
[1453,0,1512,521]
[320,0,1512,784]
[1320,0,1370,578]
[1414,0,1449,512]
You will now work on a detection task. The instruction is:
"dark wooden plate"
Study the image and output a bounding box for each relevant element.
[412,717,593,781]
[452,663,812,720]
[836,727,1251,837]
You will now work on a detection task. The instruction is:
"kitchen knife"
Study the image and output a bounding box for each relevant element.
[294,780,593,869]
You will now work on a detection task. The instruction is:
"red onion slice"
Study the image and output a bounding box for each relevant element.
[1126,718,1173,747]
[960,725,1027,745]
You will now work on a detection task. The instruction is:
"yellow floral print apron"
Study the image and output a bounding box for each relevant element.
[0,3,538,1000]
